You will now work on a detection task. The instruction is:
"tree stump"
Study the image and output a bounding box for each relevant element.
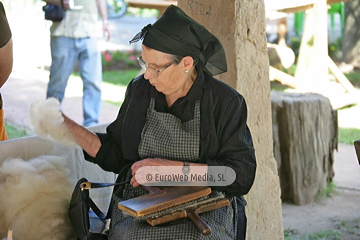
[271,91,338,205]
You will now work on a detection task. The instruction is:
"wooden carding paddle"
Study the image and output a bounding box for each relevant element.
[118,186,211,218]
[146,197,230,236]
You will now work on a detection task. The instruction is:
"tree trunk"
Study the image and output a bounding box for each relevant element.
[342,0,360,67]
[271,91,338,205]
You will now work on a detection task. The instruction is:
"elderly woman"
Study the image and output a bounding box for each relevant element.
[63,5,256,240]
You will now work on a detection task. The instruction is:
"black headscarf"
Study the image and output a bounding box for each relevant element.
[129,5,227,76]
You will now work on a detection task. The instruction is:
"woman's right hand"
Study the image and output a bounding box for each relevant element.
[130,158,183,187]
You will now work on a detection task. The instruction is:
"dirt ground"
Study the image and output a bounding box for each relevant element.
[282,143,360,239]
[282,188,360,239]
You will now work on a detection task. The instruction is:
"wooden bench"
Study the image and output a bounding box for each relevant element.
[127,0,178,16]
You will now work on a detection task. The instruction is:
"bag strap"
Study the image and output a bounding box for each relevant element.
[83,163,133,221]
[81,162,132,190]
[89,198,107,221]
[80,180,130,190]
[81,179,130,222]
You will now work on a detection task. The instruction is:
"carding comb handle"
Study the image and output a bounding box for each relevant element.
[186,209,211,235]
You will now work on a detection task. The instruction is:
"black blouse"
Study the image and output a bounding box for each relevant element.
[84,70,256,197]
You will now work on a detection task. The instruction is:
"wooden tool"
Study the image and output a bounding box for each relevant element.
[118,186,230,235]
[146,197,230,235]
[118,186,211,218]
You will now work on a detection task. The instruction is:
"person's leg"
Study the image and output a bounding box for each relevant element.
[236,208,247,240]
[47,37,78,103]
[77,38,102,127]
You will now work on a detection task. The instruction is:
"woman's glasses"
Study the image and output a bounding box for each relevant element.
[137,56,173,78]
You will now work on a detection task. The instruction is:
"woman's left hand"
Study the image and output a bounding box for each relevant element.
[130,158,182,187]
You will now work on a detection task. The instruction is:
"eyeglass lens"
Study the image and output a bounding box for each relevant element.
[137,56,160,77]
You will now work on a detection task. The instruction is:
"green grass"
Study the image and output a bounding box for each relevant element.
[284,228,299,238]
[337,104,360,143]
[315,181,338,202]
[72,69,140,87]
[5,122,30,140]
[270,81,292,92]
[102,70,140,86]
[338,127,360,145]
[344,71,360,88]
[337,218,360,235]
[126,8,159,17]
[101,70,139,107]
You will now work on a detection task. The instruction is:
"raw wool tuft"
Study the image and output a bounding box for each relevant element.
[0,156,76,240]
[29,98,76,146]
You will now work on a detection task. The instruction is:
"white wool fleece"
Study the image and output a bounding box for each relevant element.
[0,156,76,240]
[29,98,76,146]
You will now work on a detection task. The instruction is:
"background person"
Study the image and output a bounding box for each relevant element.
[43,0,110,127]
[0,1,13,141]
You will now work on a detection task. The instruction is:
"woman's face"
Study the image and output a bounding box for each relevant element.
[141,45,192,97]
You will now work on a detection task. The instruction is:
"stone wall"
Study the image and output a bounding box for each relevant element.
[178,0,284,239]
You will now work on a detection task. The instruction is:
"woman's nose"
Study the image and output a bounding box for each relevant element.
[144,68,154,79]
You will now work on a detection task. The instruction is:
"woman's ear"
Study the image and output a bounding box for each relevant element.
[182,56,194,69]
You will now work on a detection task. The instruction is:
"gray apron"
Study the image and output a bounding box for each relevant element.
[109,98,237,240]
